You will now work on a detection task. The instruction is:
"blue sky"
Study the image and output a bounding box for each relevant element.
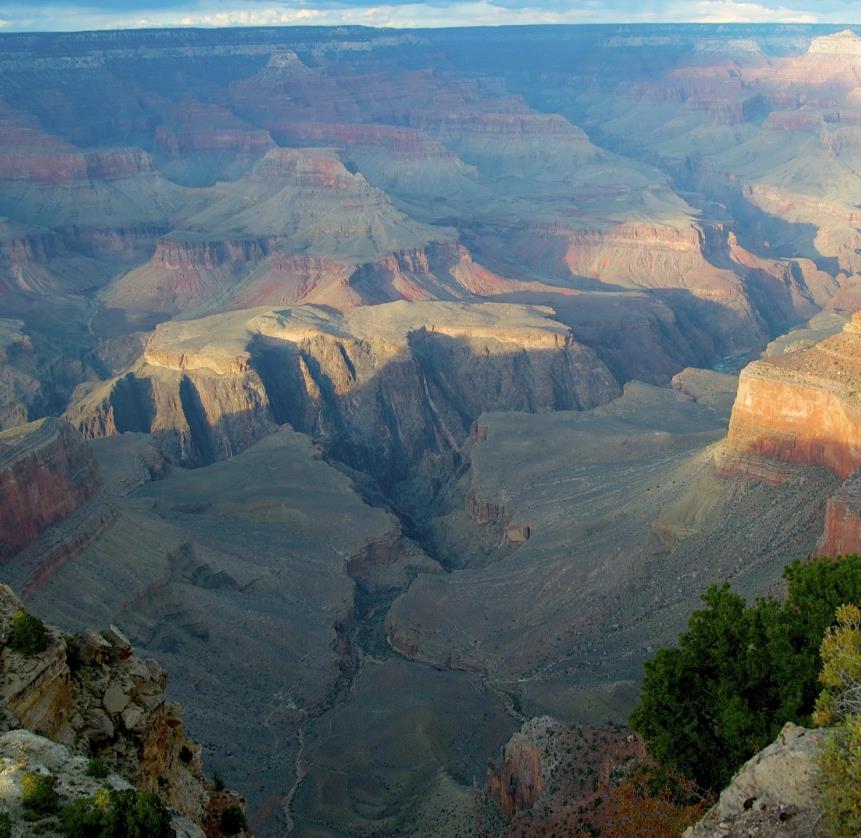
[0,1,859,32]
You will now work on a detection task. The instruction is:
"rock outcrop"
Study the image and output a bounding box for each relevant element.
[0,730,205,837]
[486,717,553,819]
[685,723,826,838]
[485,717,647,836]
[0,583,247,835]
[0,418,101,560]
[723,313,861,482]
[66,302,620,478]
[816,471,861,557]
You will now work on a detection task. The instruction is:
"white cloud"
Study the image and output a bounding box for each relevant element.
[172,8,327,27]
[0,0,856,32]
[157,2,607,29]
[685,1,817,23]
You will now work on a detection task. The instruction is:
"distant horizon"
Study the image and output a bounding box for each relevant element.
[1,20,861,38]
[1,1,861,35]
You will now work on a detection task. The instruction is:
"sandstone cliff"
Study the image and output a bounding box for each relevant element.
[485,716,647,836]
[66,302,621,480]
[0,418,101,560]
[816,472,861,558]
[0,583,247,836]
[723,313,861,482]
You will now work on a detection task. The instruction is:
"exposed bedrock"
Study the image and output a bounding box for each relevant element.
[66,302,621,484]
[0,417,102,560]
[0,147,154,186]
[0,583,242,833]
[0,224,163,302]
[723,312,861,482]
[816,473,861,557]
[109,236,512,316]
[154,124,275,157]
[17,426,411,834]
[495,219,832,363]
[386,379,834,694]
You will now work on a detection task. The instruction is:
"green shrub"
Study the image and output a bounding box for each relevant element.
[631,556,861,790]
[65,642,83,674]
[0,812,11,838]
[218,804,247,835]
[58,788,174,837]
[21,771,60,817]
[814,603,861,726]
[86,757,110,779]
[818,714,861,837]
[59,796,106,835]
[8,609,49,656]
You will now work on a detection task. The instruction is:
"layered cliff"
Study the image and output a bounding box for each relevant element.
[485,717,648,836]
[723,313,861,482]
[0,418,101,560]
[102,235,542,317]
[0,583,247,836]
[66,302,621,479]
[816,472,861,558]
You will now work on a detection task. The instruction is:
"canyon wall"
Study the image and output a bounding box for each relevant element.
[724,313,861,482]
[66,303,621,481]
[0,418,102,559]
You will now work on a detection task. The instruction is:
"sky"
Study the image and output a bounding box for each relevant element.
[0,0,859,33]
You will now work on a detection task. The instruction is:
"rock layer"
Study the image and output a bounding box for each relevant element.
[816,472,861,557]
[66,302,620,479]
[0,418,101,560]
[724,313,861,482]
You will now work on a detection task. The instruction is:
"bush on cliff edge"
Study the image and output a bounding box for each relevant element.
[814,603,861,837]
[631,555,861,791]
[8,608,48,657]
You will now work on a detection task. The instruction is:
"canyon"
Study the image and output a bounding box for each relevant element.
[1,21,861,836]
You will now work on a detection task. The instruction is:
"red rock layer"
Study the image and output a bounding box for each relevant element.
[0,418,101,559]
[817,479,861,557]
[0,148,154,186]
[269,121,454,161]
[724,313,861,481]
[486,732,545,819]
[154,125,274,157]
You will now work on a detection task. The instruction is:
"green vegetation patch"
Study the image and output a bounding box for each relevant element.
[21,772,60,819]
[58,788,174,838]
[631,555,861,790]
[8,609,49,656]
[85,757,110,780]
[218,804,247,835]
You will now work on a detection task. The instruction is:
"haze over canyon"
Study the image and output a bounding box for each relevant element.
[3,20,861,836]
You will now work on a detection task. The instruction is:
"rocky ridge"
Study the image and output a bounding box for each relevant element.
[65,302,621,482]
[0,582,246,836]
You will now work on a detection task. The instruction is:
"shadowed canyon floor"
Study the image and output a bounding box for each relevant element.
[3,22,861,837]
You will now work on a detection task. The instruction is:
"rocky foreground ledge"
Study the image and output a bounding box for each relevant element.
[0,583,247,836]
[686,723,827,838]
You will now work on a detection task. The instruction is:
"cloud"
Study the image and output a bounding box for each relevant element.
[0,0,858,32]
[686,1,818,23]
[173,8,327,26]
